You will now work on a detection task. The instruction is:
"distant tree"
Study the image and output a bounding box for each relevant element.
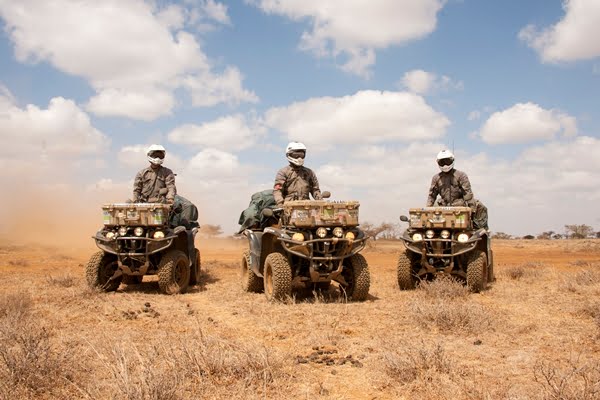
[200,224,223,238]
[552,233,563,240]
[361,222,393,240]
[564,224,594,239]
[492,232,512,240]
[523,235,535,240]
[596,231,600,239]
[537,231,554,240]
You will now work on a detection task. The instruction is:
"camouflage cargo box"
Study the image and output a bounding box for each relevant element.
[408,207,471,229]
[102,203,171,226]
[283,200,360,227]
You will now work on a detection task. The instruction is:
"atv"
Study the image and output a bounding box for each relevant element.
[397,206,493,292]
[240,192,370,302]
[86,198,201,294]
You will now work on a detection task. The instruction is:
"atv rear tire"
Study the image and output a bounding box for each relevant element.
[342,254,370,301]
[466,249,487,293]
[241,250,263,293]
[85,251,121,292]
[189,248,202,285]
[397,251,417,290]
[263,252,292,302]
[157,250,190,295]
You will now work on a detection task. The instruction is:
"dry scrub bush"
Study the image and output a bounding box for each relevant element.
[560,269,600,294]
[502,261,546,281]
[45,273,77,288]
[85,328,285,399]
[407,279,493,333]
[0,293,77,399]
[534,356,600,400]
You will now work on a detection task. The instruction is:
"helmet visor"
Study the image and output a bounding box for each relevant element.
[149,150,165,159]
[287,150,305,159]
[437,158,453,167]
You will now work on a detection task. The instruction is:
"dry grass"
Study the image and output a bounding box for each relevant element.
[0,238,599,399]
[407,278,494,333]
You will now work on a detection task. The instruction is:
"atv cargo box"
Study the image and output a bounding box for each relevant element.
[283,200,360,228]
[102,203,171,227]
[407,206,471,229]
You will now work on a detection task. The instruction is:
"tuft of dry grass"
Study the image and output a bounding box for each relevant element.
[7,259,29,267]
[45,273,77,288]
[407,278,494,333]
[502,261,547,281]
[534,355,600,400]
[0,293,78,399]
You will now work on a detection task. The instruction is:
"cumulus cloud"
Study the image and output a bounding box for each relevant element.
[264,90,450,148]
[0,93,109,157]
[478,103,577,145]
[187,148,241,179]
[249,0,446,77]
[168,115,261,151]
[0,0,256,120]
[400,69,463,95]
[519,0,600,63]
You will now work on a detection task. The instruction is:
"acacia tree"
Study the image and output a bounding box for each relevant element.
[537,231,555,240]
[200,224,223,238]
[361,222,394,240]
[492,232,512,239]
[564,224,594,239]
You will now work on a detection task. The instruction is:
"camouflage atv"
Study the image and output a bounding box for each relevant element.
[240,192,370,302]
[397,206,493,292]
[86,199,201,295]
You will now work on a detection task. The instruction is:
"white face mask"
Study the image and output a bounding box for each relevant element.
[148,156,164,165]
[287,154,304,166]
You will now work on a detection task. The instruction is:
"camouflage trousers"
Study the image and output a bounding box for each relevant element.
[472,199,488,231]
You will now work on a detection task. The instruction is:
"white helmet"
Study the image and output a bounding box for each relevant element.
[436,149,454,173]
[286,141,307,166]
[147,144,166,166]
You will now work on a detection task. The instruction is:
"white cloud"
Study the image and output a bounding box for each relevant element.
[478,102,578,145]
[264,90,450,148]
[187,148,241,179]
[400,69,463,95]
[519,0,600,63]
[0,0,256,120]
[0,94,109,157]
[168,115,261,151]
[87,87,175,121]
[249,0,446,77]
[183,67,258,107]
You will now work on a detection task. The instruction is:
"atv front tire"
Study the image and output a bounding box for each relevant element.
[263,252,292,302]
[466,249,488,293]
[157,250,190,295]
[397,250,417,290]
[189,248,202,285]
[241,250,263,293]
[85,251,121,292]
[342,254,370,301]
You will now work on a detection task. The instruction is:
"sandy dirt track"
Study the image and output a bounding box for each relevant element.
[0,238,599,399]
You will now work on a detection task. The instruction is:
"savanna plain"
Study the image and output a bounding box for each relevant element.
[1,236,599,400]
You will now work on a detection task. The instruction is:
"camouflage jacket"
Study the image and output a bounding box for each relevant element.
[273,164,322,205]
[133,165,176,203]
[427,169,474,207]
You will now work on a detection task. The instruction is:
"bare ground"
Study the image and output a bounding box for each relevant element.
[1,238,599,399]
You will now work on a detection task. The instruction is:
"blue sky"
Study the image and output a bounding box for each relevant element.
[1,0,599,237]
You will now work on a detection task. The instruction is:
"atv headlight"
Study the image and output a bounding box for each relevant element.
[440,230,450,239]
[457,233,469,243]
[426,230,435,239]
[316,227,327,238]
[345,231,355,240]
[118,227,128,236]
[105,231,116,240]
[332,227,344,238]
[292,232,304,242]
[412,233,423,242]
[153,230,165,239]
[134,227,144,237]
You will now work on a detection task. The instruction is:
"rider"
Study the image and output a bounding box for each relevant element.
[273,141,322,206]
[427,150,488,230]
[132,144,177,204]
